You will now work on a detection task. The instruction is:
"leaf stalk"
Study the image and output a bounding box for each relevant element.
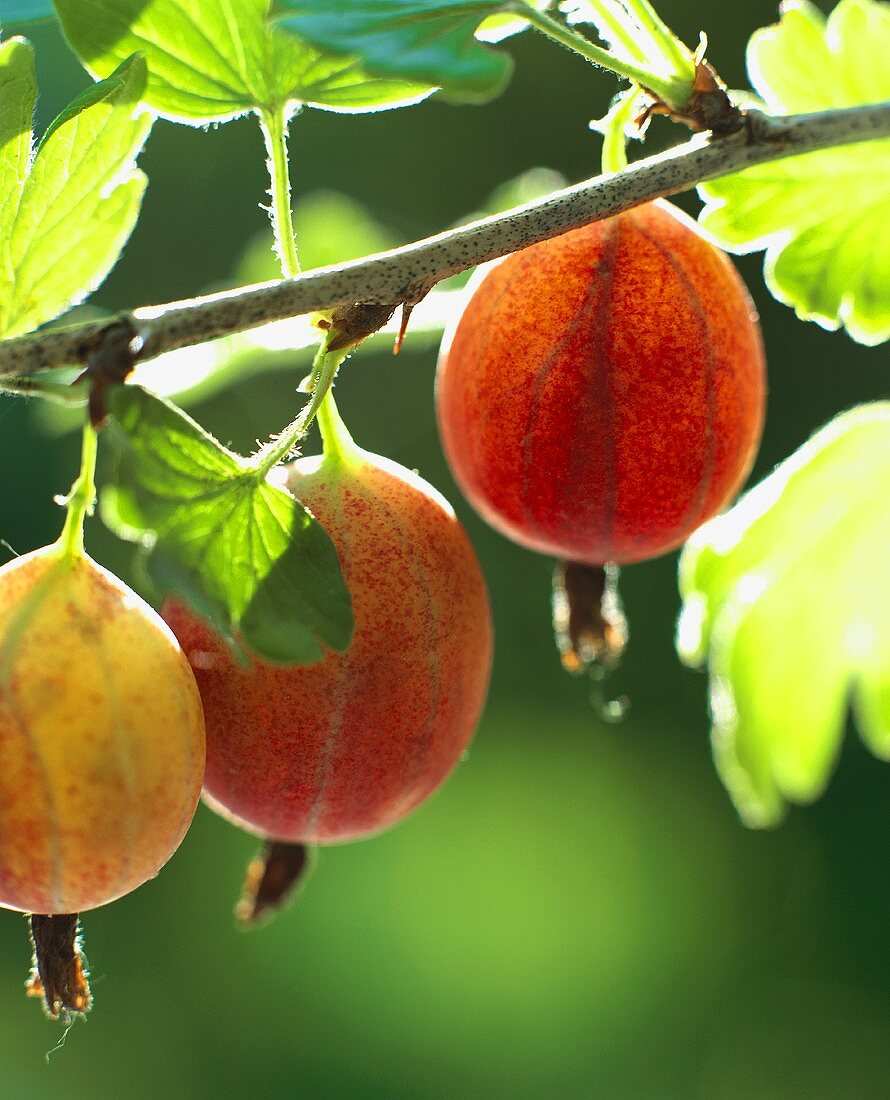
[260,107,301,280]
[520,2,691,109]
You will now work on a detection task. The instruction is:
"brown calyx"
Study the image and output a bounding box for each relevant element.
[26,913,92,1021]
[235,841,313,928]
[553,561,628,674]
[638,59,745,137]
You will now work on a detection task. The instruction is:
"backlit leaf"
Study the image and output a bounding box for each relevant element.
[104,384,353,664]
[0,52,150,339]
[54,0,429,122]
[698,0,890,345]
[678,404,890,826]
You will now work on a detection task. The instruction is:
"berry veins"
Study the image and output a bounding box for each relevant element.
[436,201,766,564]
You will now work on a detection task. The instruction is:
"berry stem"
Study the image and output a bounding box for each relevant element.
[317,387,360,468]
[0,377,88,405]
[250,336,347,476]
[252,104,355,475]
[58,418,98,560]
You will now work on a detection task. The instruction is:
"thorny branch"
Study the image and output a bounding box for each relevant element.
[0,103,888,381]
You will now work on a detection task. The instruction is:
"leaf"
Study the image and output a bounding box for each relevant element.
[53,0,429,123]
[0,52,150,340]
[104,385,353,664]
[0,38,36,247]
[698,0,890,346]
[274,0,534,104]
[677,403,890,828]
[0,1,56,23]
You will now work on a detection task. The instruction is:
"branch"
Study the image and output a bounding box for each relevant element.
[1,102,888,380]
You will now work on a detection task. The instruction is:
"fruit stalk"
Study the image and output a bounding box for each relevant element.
[58,418,98,559]
[250,106,348,477]
[251,339,348,476]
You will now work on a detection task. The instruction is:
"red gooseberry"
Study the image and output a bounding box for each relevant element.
[435,201,766,565]
[164,398,492,845]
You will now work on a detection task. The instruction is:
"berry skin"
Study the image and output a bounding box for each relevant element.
[0,547,205,915]
[436,201,766,565]
[164,433,493,846]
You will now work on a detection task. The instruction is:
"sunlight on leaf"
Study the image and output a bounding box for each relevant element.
[54,0,429,123]
[677,403,890,827]
[562,0,695,86]
[104,385,353,663]
[476,0,552,43]
[0,49,150,339]
[0,38,36,248]
[698,0,890,345]
[275,0,532,104]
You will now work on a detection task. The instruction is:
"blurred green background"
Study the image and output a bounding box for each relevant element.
[3,3,890,1096]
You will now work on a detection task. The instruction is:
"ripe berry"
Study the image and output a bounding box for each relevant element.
[164,400,492,845]
[0,547,205,915]
[436,201,766,564]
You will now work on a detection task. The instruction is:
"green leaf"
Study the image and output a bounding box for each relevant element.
[698,0,890,346]
[1,1,56,23]
[0,38,36,248]
[274,0,533,104]
[53,0,429,122]
[104,384,353,664]
[0,52,150,340]
[677,403,890,828]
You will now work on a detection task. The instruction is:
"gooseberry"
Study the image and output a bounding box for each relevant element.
[164,398,492,846]
[0,546,205,915]
[435,201,766,564]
